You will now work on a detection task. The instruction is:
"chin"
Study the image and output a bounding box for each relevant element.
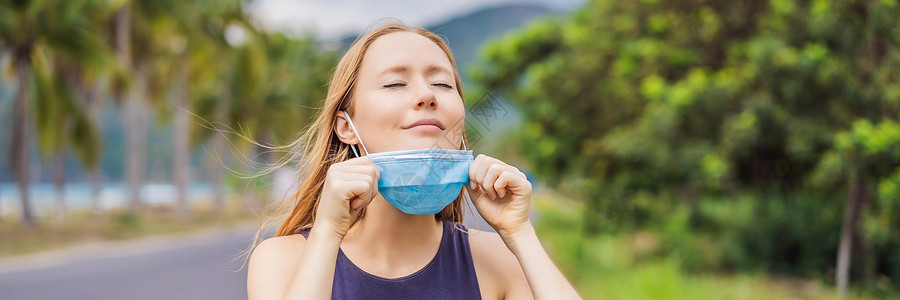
[395,138,444,150]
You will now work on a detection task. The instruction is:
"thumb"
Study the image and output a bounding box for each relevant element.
[465,182,489,205]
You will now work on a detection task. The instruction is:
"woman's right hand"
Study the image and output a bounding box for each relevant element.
[315,156,380,239]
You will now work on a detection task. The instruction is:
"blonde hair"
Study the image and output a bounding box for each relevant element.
[255,23,469,240]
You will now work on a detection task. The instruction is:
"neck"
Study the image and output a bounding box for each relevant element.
[343,194,443,261]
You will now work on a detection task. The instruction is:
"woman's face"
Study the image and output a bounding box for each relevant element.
[338,32,465,154]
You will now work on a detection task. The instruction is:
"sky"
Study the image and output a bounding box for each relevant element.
[246,0,587,40]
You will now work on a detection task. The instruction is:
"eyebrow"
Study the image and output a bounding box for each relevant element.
[378,64,452,77]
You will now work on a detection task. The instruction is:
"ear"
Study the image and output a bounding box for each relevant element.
[334,111,360,145]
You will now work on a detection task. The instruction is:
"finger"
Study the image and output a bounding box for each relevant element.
[369,163,380,184]
[474,157,495,193]
[357,182,378,211]
[469,154,486,189]
[348,180,377,210]
[338,164,379,176]
[464,186,489,209]
[493,171,523,199]
[493,172,507,199]
[353,156,380,178]
[345,155,374,165]
[349,196,364,211]
[334,173,374,198]
[350,196,373,211]
[368,176,378,204]
[465,181,485,200]
[339,173,374,183]
[482,163,504,199]
[507,170,532,196]
[343,180,372,202]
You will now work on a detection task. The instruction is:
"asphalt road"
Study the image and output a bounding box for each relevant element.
[0,224,258,300]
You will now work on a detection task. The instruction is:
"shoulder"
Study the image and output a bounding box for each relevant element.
[252,233,307,255]
[467,229,533,299]
[468,229,520,272]
[468,229,509,257]
[247,234,307,299]
[249,234,307,272]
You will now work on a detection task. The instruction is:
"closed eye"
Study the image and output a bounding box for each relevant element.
[433,83,453,89]
[384,82,406,88]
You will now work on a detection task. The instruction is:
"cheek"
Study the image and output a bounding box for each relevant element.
[445,96,467,122]
[363,95,406,129]
[358,90,399,115]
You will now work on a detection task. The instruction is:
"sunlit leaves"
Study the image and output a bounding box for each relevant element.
[475,0,900,246]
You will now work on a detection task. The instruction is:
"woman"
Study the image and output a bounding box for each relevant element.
[247,23,580,299]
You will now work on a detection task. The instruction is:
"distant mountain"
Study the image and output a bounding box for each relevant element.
[427,4,558,81]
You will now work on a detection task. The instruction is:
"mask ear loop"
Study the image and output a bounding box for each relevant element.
[461,134,476,219]
[342,111,369,158]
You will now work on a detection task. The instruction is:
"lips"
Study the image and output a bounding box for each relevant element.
[404,118,444,130]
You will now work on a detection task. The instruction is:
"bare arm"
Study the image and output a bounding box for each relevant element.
[248,157,379,300]
[247,228,343,300]
[468,154,580,300]
[281,227,343,299]
[500,222,580,300]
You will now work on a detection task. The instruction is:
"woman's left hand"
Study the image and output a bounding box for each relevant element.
[467,154,533,238]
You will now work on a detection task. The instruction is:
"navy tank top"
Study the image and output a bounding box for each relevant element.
[300,221,482,299]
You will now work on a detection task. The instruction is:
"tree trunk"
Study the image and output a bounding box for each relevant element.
[11,58,36,227]
[115,5,131,69]
[115,5,147,215]
[836,170,868,299]
[209,71,232,218]
[53,148,67,218]
[87,79,104,213]
[172,58,192,220]
[124,69,148,214]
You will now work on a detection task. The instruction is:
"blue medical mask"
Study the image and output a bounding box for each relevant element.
[342,111,473,215]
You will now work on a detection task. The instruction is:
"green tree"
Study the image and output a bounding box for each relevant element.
[474,0,900,293]
[190,30,338,211]
[0,0,115,225]
[156,0,247,220]
[815,119,900,297]
[112,0,196,215]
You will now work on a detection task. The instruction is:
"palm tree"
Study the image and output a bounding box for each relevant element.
[111,2,145,215]
[113,0,180,215]
[229,32,337,210]
[113,0,252,219]
[167,0,246,220]
[0,0,114,226]
[189,23,248,217]
[40,61,108,218]
[191,29,339,214]
[85,70,106,213]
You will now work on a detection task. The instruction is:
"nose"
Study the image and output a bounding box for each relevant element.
[414,85,438,110]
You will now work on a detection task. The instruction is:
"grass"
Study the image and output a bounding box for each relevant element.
[0,198,259,258]
[530,191,886,300]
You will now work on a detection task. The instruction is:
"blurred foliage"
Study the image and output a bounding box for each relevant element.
[0,0,340,226]
[475,0,900,288]
[0,0,338,181]
[0,0,116,171]
[532,192,888,299]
